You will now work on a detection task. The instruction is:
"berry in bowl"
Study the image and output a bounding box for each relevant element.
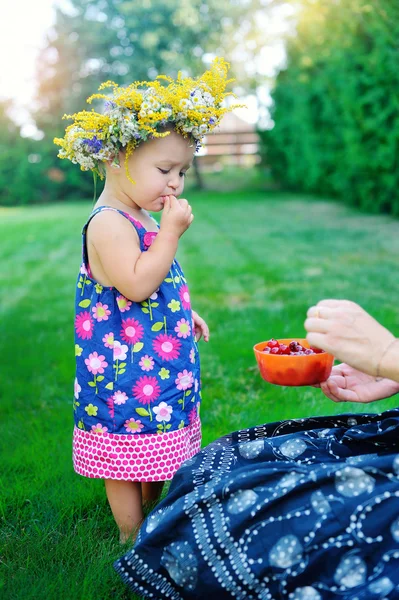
[253,338,334,386]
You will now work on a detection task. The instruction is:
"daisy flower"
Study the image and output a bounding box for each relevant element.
[179,284,191,309]
[113,390,128,405]
[92,302,111,322]
[174,318,191,339]
[152,334,181,361]
[124,418,144,433]
[175,369,194,391]
[74,378,81,399]
[188,403,199,423]
[102,332,114,348]
[117,295,132,313]
[113,340,128,361]
[133,376,161,404]
[139,354,155,372]
[75,311,94,340]
[91,423,108,434]
[153,401,173,423]
[85,351,108,375]
[120,318,144,345]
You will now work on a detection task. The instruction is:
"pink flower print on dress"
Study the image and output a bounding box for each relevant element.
[144,231,157,247]
[133,376,161,404]
[189,348,195,364]
[92,302,111,322]
[75,311,94,340]
[139,354,155,372]
[117,295,132,313]
[175,318,191,339]
[113,390,128,405]
[124,418,144,433]
[74,377,81,399]
[195,378,199,393]
[91,423,108,434]
[175,369,194,391]
[113,340,128,361]
[80,264,88,276]
[153,334,181,361]
[188,404,199,424]
[120,318,144,345]
[153,401,173,423]
[102,332,114,348]
[85,352,108,375]
[179,284,191,310]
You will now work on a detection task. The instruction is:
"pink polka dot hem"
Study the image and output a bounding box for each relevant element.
[72,417,201,481]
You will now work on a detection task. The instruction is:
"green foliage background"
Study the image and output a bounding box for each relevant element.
[262,0,399,214]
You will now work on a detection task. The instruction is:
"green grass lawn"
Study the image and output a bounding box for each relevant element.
[1,177,399,599]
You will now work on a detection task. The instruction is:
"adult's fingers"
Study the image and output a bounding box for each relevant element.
[321,379,357,402]
[305,331,328,350]
[304,317,330,334]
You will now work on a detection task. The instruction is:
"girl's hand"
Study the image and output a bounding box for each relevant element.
[192,310,210,342]
[304,299,395,377]
[318,363,399,403]
[160,195,194,238]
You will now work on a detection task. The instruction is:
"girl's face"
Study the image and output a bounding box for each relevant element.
[116,129,195,211]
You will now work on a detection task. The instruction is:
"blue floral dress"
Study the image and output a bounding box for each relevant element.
[115,408,399,598]
[73,206,201,482]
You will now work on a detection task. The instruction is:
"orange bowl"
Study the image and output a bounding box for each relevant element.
[253,338,334,386]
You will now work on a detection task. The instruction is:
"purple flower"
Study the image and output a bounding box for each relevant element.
[209,117,216,124]
[83,136,103,153]
[104,100,116,112]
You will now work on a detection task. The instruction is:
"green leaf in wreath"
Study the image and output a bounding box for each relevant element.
[96,375,104,382]
[105,382,114,390]
[78,299,91,308]
[135,407,150,417]
[141,308,150,314]
[88,381,96,387]
[133,342,144,352]
[151,321,164,332]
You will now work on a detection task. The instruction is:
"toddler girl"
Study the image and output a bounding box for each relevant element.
[54,58,238,542]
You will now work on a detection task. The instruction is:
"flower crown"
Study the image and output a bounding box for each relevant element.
[54,57,241,180]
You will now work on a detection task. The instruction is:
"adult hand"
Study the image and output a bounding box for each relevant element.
[160,195,194,238]
[304,299,395,377]
[318,363,399,403]
[192,310,210,342]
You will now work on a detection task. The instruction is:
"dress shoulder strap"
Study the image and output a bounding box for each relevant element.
[81,206,147,272]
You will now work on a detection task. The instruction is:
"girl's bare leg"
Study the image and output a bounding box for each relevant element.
[105,479,144,543]
[141,481,165,507]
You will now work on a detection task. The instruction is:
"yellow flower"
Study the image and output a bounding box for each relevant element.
[159,368,170,380]
[85,404,98,416]
[75,344,83,356]
[54,57,245,182]
[168,299,181,313]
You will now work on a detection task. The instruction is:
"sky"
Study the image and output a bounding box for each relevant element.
[0,0,57,132]
[0,0,289,133]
